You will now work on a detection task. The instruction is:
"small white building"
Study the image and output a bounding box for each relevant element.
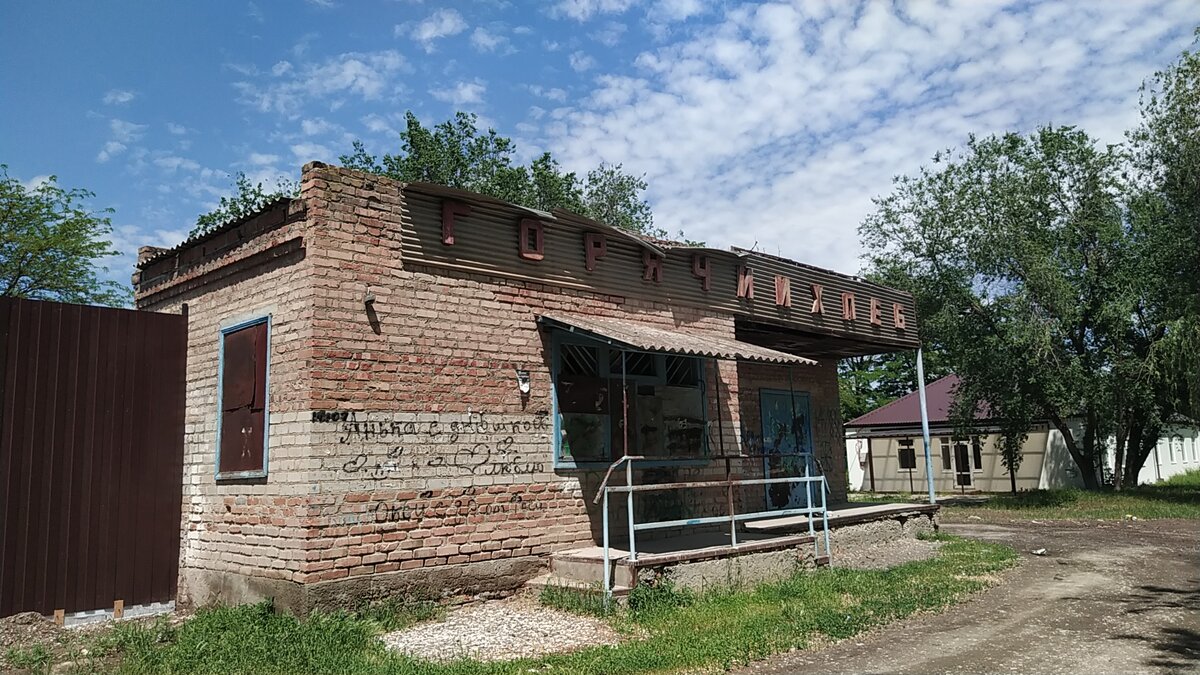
[844,375,1200,493]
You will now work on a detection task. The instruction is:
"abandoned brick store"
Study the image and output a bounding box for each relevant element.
[133,162,918,610]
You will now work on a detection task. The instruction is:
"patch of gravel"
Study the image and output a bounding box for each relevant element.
[0,611,63,650]
[833,537,943,570]
[382,595,622,663]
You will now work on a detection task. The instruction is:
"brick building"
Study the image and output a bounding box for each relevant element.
[133,162,918,611]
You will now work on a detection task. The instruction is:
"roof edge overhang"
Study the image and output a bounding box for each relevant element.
[538,312,817,366]
[137,197,295,270]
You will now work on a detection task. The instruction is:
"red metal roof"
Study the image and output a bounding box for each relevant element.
[845,374,988,428]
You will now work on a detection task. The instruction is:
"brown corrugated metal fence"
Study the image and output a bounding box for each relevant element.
[0,298,186,618]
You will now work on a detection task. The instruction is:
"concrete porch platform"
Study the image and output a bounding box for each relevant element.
[527,531,825,596]
[558,531,820,567]
[744,502,940,533]
[527,503,941,596]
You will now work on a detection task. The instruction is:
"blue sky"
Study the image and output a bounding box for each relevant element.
[2,1,1198,287]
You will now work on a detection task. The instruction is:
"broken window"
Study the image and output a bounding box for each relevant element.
[217,317,269,479]
[555,339,706,466]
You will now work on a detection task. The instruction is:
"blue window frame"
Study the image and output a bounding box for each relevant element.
[550,331,708,469]
[215,315,271,480]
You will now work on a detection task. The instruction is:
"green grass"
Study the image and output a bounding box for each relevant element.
[1161,468,1200,486]
[6,644,52,672]
[96,534,1016,674]
[939,468,1200,522]
[538,584,614,618]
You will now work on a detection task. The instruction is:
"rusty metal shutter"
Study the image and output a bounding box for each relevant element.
[218,321,266,476]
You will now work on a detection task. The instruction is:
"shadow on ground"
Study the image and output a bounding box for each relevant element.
[1114,583,1200,670]
[1115,626,1200,671]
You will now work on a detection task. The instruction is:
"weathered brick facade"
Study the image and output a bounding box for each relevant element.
[135,163,893,612]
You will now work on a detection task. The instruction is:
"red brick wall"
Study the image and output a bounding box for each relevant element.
[136,163,849,608]
[735,361,847,505]
[293,164,846,588]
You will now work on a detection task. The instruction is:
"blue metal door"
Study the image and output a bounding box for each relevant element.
[759,389,814,510]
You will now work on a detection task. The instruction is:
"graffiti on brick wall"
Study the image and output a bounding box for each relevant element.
[341,445,405,480]
[313,411,550,479]
[812,404,842,475]
[370,487,548,524]
[739,424,764,454]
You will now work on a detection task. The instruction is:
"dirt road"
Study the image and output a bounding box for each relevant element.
[739,519,1200,674]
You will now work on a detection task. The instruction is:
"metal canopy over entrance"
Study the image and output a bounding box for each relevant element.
[538,312,817,366]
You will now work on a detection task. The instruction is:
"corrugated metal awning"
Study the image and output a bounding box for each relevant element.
[539,312,817,366]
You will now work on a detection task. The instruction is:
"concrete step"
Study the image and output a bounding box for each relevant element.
[524,572,631,597]
[549,549,637,587]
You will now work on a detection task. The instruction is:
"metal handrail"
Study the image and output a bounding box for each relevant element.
[592,455,645,505]
[597,454,833,601]
[592,452,816,504]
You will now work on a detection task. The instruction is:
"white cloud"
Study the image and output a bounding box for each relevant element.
[234,50,407,117]
[248,152,281,166]
[103,89,136,105]
[652,0,705,22]
[306,0,337,7]
[153,156,202,172]
[109,118,147,143]
[529,85,569,102]
[590,21,626,46]
[470,27,508,53]
[362,113,396,135]
[569,51,596,72]
[291,142,334,162]
[539,0,1200,274]
[96,141,127,163]
[292,33,317,59]
[96,118,148,162]
[300,117,338,136]
[430,79,487,106]
[552,0,636,21]
[166,122,188,135]
[22,175,52,190]
[406,8,468,52]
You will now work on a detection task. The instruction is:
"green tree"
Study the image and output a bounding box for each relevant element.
[527,152,586,214]
[192,172,298,238]
[583,163,656,236]
[341,111,663,237]
[837,349,953,423]
[1119,36,1200,485]
[861,127,1136,490]
[0,165,128,306]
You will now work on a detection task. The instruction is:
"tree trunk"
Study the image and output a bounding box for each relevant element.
[1009,464,1017,494]
[1123,421,1160,487]
[1049,413,1101,490]
[1113,421,1128,491]
[1083,408,1102,487]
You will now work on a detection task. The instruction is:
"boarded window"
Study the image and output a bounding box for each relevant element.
[218,319,269,478]
[898,439,916,470]
[939,437,952,471]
